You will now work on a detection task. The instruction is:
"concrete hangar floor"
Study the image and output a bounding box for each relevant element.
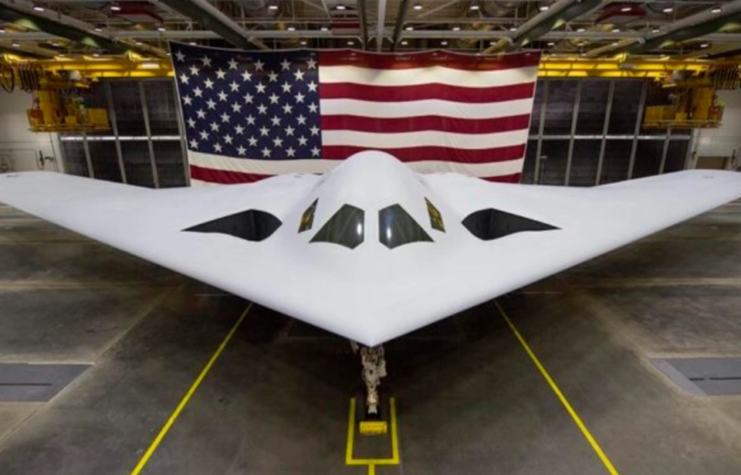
[1,200,741,475]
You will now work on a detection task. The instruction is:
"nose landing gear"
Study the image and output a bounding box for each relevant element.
[351,342,387,417]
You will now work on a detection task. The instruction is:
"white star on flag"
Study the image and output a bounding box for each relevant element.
[179,74,189,84]
[254,59,264,71]
[280,59,291,71]
[306,58,317,69]
[297,115,307,125]
[204,78,214,89]
[286,147,296,157]
[237,145,247,155]
[175,51,185,62]
[293,70,305,81]
[268,71,279,82]
[282,103,293,114]
[216,69,226,79]
[189,65,199,76]
[206,99,216,110]
[229,81,240,92]
[246,115,256,125]
[218,91,228,101]
[273,137,283,147]
[220,112,231,123]
[201,56,212,67]
[241,70,252,82]
[228,58,238,70]
[235,124,245,135]
[214,142,222,152]
[261,147,271,157]
[193,87,203,97]
[183,95,193,105]
[224,134,233,144]
[311,146,321,157]
[269,93,280,104]
[209,122,219,131]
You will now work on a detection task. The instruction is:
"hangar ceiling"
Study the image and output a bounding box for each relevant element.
[0,0,741,60]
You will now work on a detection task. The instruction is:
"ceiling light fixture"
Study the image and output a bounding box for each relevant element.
[268,4,278,10]
[300,40,307,45]
[451,26,461,31]
[0,28,5,34]
[336,3,347,10]
[700,42,709,48]
[157,25,166,32]
[320,26,329,31]
[621,6,632,12]
[188,41,196,45]
[711,6,722,13]
[441,40,448,46]
[11,42,20,47]
[509,27,517,32]
[539,5,550,11]
[662,7,673,13]
[110,3,121,12]
[612,27,620,32]
[469,2,480,11]
[136,41,144,46]
[413,2,423,10]
[33,4,44,12]
[401,40,408,45]
[547,41,555,46]
[652,28,660,33]
[347,40,354,45]
[94,26,103,32]
[287,26,296,31]
[577,27,585,32]
[405,26,414,31]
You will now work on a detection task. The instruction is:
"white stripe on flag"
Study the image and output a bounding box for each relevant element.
[319,98,535,119]
[189,151,524,178]
[319,65,539,88]
[321,129,529,149]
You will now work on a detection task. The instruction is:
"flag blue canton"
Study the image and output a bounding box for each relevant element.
[171,43,322,160]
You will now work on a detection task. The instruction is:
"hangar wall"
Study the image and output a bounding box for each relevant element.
[3,78,736,186]
[0,91,63,174]
[694,90,741,167]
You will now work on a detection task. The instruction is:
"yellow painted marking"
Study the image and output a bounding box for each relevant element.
[346,397,400,475]
[494,301,621,475]
[129,303,253,475]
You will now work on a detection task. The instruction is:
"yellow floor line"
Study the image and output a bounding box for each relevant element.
[346,397,400,474]
[129,303,253,475]
[494,301,621,475]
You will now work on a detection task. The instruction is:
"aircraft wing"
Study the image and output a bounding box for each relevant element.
[1,163,741,346]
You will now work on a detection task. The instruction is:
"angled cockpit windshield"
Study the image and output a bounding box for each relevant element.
[379,204,433,249]
[310,204,365,249]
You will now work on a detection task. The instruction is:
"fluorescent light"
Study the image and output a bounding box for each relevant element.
[577,27,585,32]
[287,26,296,31]
[652,28,660,33]
[441,40,448,46]
[539,5,550,11]
[547,41,555,46]
[663,7,673,13]
[509,27,517,32]
[11,42,19,47]
[188,41,196,45]
[405,26,414,31]
[136,41,144,46]
[401,40,408,45]
[347,40,354,45]
[33,5,44,12]
[93,52,100,57]
[94,26,103,32]
[320,26,329,31]
[0,28,5,34]
[470,3,480,11]
[489,41,497,46]
[451,26,461,31]
[110,3,121,12]
[621,6,632,12]
[157,25,166,32]
[140,62,160,69]
[711,6,722,13]
[336,3,346,10]
[700,43,709,48]
[300,40,307,45]
[612,27,620,32]
[413,2,423,10]
[268,4,278,10]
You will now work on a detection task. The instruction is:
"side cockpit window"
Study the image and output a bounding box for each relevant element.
[425,198,445,232]
[379,204,433,249]
[298,199,318,233]
[310,204,365,249]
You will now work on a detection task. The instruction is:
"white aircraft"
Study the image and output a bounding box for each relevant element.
[2,151,741,414]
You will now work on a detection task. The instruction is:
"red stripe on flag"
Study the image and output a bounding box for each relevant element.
[319,82,535,103]
[322,114,530,134]
[320,50,541,70]
[321,144,525,163]
[190,165,271,184]
[481,173,522,183]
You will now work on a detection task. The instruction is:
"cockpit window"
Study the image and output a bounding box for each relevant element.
[310,204,365,249]
[425,198,445,232]
[379,204,433,249]
[298,199,318,233]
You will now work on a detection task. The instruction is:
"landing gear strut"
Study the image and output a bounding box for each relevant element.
[351,342,387,417]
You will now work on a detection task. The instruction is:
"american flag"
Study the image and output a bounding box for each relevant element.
[170,43,541,185]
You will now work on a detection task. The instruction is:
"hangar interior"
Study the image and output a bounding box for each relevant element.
[1,1,741,475]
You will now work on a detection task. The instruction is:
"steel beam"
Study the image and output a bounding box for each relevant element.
[376,0,387,51]
[104,82,127,184]
[595,81,615,185]
[484,0,604,54]
[534,81,549,185]
[358,0,369,50]
[138,82,160,188]
[626,81,648,180]
[564,80,582,186]
[157,0,268,50]
[390,0,411,52]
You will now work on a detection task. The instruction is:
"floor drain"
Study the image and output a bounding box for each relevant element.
[0,363,91,402]
[652,358,741,396]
